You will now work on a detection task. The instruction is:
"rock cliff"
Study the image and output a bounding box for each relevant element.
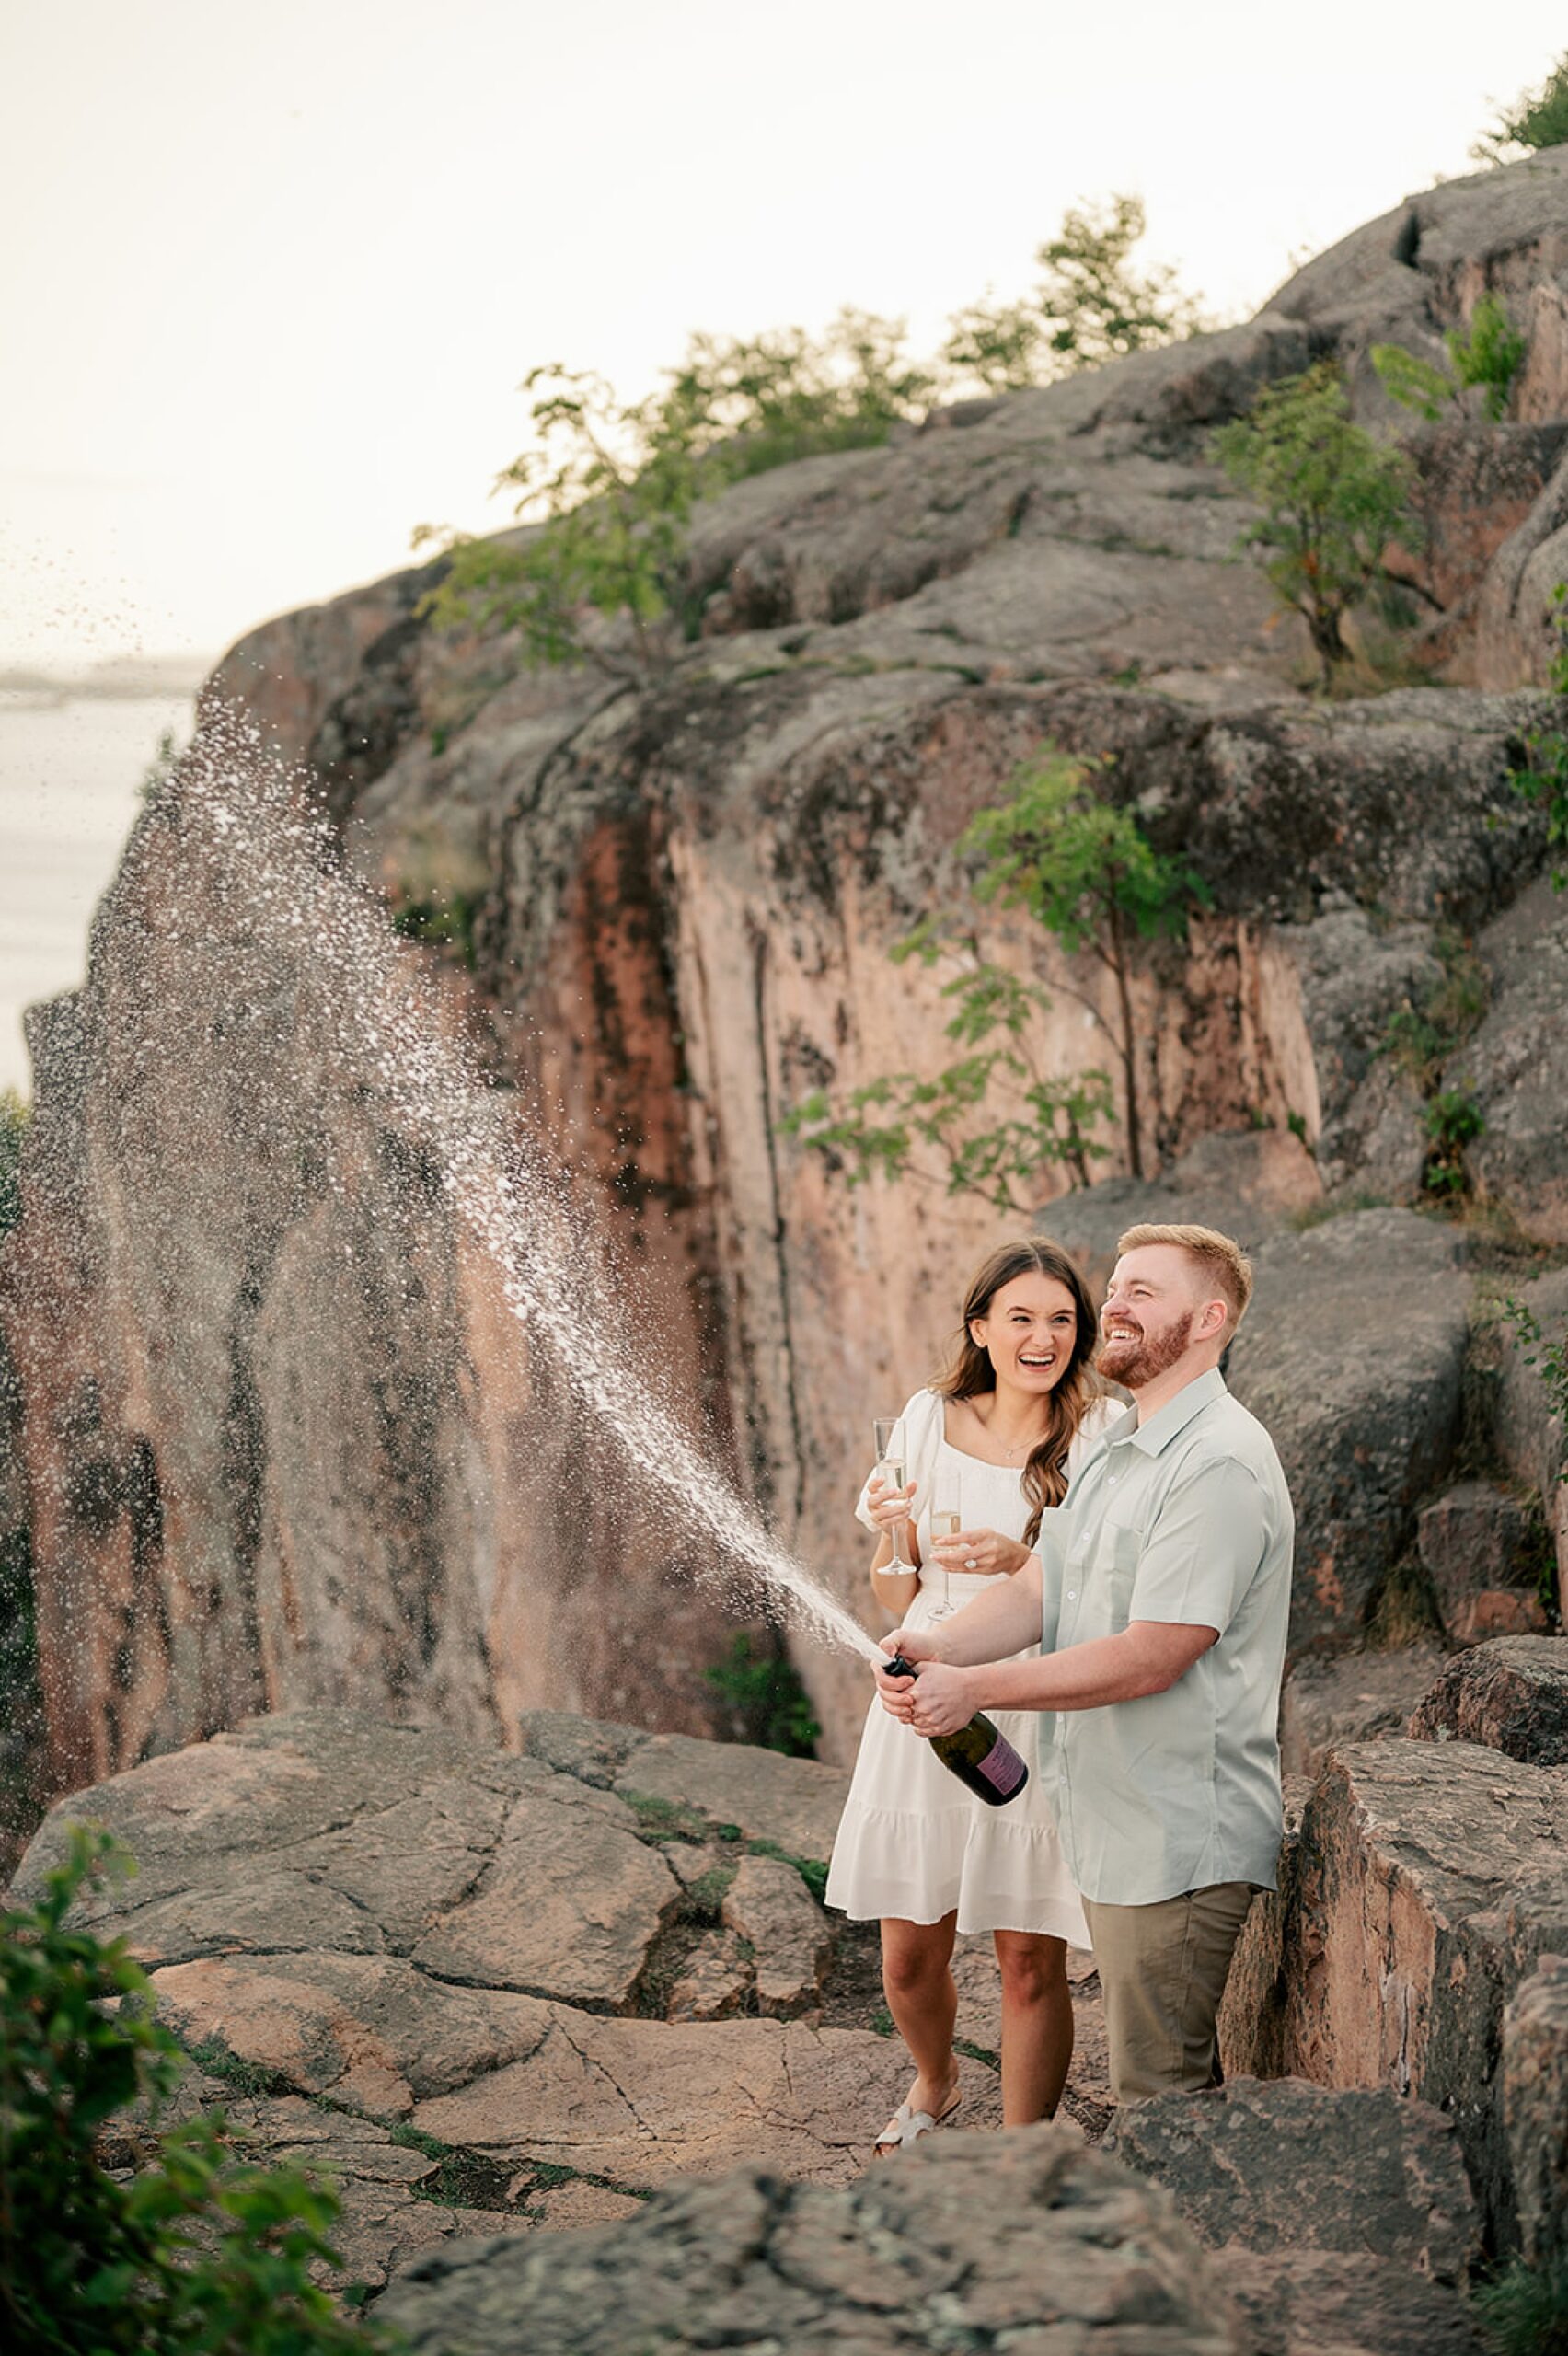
[4,155,1568,1807]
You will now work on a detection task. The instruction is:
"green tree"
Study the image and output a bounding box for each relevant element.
[1473,50,1568,163]
[940,194,1206,394]
[786,746,1203,1199]
[419,315,931,677]
[960,749,1204,1181]
[1,1827,382,2354]
[1212,362,1418,687]
[418,366,705,681]
[1373,293,1528,425]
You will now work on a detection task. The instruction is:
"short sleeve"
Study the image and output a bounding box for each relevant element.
[1127,1456,1271,1635]
[853,1389,943,1533]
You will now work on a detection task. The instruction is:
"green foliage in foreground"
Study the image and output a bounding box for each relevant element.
[1472,2257,1568,2356]
[1474,50,1568,164]
[1213,362,1418,687]
[703,1633,822,1758]
[1505,1295,1568,1436]
[785,745,1202,1201]
[1515,581,1568,887]
[0,1827,383,2355]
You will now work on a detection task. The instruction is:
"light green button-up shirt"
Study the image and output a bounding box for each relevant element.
[1036,1366,1294,1907]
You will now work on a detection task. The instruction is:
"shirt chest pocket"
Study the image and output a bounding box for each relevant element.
[1090,1519,1143,1633]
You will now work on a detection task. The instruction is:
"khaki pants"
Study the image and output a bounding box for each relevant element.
[1083,1881,1259,2106]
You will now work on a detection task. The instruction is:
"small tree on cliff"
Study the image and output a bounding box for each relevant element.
[418,319,931,679]
[1212,363,1417,688]
[785,745,1203,1201]
[940,194,1207,393]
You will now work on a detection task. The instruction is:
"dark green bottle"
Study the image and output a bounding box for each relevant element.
[885,1654,1030,1807]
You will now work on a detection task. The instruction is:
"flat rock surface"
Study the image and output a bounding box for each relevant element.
[1408,1634,1568,1764]
[377,2131,1246,2356]
[611,1730,850,1861]
[1226,1211,1470,1657]
[1104,2076,1479,2280]
[410,1783,679,2008]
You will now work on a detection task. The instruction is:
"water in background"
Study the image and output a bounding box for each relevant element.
[0,690,191,1094]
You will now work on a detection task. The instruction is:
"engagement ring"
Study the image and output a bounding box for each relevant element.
[964,1555,978,1569]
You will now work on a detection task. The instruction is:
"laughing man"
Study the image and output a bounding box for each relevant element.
[877,1222,1293,2106]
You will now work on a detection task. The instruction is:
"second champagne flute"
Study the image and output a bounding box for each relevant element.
[871,1416,914,1573]
[928,1463,963,1620]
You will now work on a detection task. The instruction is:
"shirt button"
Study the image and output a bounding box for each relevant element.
[1066,1589,1078,1600]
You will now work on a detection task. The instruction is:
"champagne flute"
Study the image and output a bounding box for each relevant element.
[928,1464,963,1621]
[871,1416,914,1574]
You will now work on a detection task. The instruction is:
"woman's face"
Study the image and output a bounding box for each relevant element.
[971,1272,1079,1394]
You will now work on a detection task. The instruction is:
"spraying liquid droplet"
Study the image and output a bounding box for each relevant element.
[132,710,883,1671]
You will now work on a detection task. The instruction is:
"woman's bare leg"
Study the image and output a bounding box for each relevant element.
[993,1929,1073,2126]
[879,1913,961,2134]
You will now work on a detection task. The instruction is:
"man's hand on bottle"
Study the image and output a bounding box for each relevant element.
[875,1632,975,1736]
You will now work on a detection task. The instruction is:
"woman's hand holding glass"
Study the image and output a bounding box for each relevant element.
[866,1471,918,1551]
[925,1524,1034,1581]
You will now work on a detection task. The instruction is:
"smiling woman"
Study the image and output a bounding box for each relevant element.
[824,1234,1118,2154]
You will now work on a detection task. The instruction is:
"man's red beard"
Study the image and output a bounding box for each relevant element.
[1097,1315,1193,1389]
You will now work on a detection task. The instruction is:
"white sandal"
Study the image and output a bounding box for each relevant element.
[872,2089,963,2156]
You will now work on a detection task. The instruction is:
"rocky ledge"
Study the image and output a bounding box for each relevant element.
[9,1708,1041,2294]
[13,1699,1548,2350]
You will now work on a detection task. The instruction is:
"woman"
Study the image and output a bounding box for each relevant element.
[824,1236,1116,2154]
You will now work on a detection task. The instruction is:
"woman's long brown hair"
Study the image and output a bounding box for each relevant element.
[931,1237,1101,1547]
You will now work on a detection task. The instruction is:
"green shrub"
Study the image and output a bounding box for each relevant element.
[1374,294,1528,427]
[1472,2257,1568,2356]
[704,1634,821,1758]
[0,1826,382,2354]
[1213,362,1419,687]
[1420,1086,1484,1197]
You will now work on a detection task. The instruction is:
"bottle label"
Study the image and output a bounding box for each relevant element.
[976,1733,1028,1798]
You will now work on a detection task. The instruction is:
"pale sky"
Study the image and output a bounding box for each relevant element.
[3,1,1565,673]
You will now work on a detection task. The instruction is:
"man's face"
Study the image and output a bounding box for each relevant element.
[1098,1245,1209,1390]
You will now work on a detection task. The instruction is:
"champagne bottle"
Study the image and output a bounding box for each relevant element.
[885,1654,1030,1807]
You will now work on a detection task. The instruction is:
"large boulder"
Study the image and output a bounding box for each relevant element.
[376,2130,1247,2356]
[1407,1634,1568,1764]
[1455,875,1568,1243]
[1104,2076,1478,2274]
[1504,1955,1568,2270]
[1218,1738,1568,2245]
[1494,1265,1568,1619]
[1278,1645,1447,1779]
[1224,1211,1470,1657]
[1416,1481,1550,1646]
[1104,2077,1486,2356]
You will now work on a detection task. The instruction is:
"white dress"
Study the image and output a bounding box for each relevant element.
[825,1387,1117,1941]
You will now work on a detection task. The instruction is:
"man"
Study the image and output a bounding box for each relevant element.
[878,1221,1293,2107]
